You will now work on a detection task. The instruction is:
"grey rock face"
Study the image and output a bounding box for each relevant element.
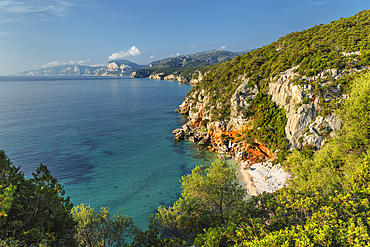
[268,66,343,150]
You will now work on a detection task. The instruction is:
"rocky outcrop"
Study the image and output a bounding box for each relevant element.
[268,65,367,149]
[228,77,259,130]
[134,70,205,85]
[149,73,165,80]
[131,70,150,78]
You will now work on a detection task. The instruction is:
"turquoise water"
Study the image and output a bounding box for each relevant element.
[0,76,218,228]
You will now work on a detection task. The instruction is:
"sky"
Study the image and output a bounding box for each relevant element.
[0,0,369,75]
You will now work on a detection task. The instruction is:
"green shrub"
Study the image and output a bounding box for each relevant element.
[302,98,310,104]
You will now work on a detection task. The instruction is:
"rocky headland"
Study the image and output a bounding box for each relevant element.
[172,60,369,193]
[172,65,368,161]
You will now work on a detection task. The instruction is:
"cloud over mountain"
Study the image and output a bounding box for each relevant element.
[109,46,141,60]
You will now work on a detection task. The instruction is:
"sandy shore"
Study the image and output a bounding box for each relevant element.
[238,161,290,195]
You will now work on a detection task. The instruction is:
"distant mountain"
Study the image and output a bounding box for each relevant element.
[14,65,103,76]
[14,59,144,76]
[145,50,247,69]
[14,50,251,77]
[103,59,145,76]
[131,49,252,82]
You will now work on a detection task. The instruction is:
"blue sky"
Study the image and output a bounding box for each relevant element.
[0,0,368,75]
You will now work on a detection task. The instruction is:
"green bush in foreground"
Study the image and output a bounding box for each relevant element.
[157,160,251,245]
[72,204,139,247]
[234,154,370,246]
[0,151,76,246]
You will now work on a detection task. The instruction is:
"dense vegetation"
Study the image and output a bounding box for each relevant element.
[143,50,240,70]
[242,93,288,151]
[0,152,76,246]
[156,70,370,246]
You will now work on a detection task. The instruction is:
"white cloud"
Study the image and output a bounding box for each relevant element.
[0,17,16,23]
[314,0,330,4]
[0,0,75,17]
[150,55,155,59]
[90,63,105,67]
[42,59,91,68]
[69,59,90,65]
[0,31,11,35]
[221,45,228,50]
[109,46,141,60]
[43,61,60,67]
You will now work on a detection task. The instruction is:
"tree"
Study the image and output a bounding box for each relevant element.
[0,184,15,221]
[157,160,248,244]
[0,150,76,246]
[72,203,139,247]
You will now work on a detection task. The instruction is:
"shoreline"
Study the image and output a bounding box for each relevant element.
[237,160,290,195]
[172,120,290,195]
[237,160,258,196]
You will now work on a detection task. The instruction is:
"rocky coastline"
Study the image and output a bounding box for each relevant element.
[171,65,370,161]
[132,70,204,85]
[171,64,370,194]
[172,120,291,195]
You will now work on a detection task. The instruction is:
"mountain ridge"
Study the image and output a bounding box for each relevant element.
[14,59,144,76]
[13,50,250,77]
[131,49,252,84]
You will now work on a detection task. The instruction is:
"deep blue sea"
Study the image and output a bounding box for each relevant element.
[0,76,218,228]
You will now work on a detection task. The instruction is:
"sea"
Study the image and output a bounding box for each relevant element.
[0,76,219,228]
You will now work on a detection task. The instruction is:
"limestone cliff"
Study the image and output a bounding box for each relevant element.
[267,66,349,150]
[143,70,205,85]
[174,65,368,163]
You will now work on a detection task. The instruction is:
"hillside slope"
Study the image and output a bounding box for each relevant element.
[174,10,370,163]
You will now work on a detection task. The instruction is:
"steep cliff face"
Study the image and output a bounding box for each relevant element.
[268,66,342,150]
[176,62,370,163]
[175,65,363,162]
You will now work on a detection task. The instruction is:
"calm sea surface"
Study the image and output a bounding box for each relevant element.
[0,76,218,228]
